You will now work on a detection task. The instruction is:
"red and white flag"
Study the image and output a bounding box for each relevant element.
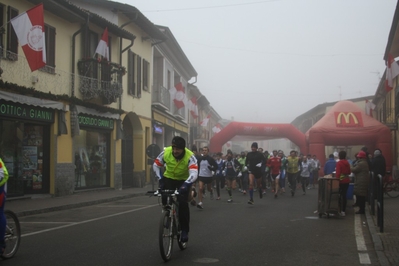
[365,100,375,117]
[385,53,399,92]
[11,3,46,72]
[95,27,109,61]
[212,124,222,133]
[188,97,198,119]
[170,82,187,109]
[200,114,210,127]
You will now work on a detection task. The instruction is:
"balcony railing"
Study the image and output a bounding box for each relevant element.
[77,58,125,104]
[380,108,397,130]
[152,84,170,109]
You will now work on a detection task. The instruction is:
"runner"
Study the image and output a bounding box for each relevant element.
[267,150,282,198]
[223,150,241,202]
[245,142,265,204]
[196,146,218,210]
[214,152,225,200]
[278,150,287,194]
[237,151,248,195]
[299,155,311,195]
[285,150,300,197]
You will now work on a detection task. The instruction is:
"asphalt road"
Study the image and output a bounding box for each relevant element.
[1,188,379,265]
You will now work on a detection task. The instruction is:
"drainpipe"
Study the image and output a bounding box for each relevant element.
[71,29,83,97]
[71,16,89,97]
[118,13,138,110]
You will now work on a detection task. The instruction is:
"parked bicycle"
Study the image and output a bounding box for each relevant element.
[2,210,21,259]
[383,171,399,198]
[148,189,187,262]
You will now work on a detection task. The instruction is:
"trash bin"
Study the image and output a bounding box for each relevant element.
[346,183,354,200]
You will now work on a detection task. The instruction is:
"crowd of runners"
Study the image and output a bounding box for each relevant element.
[189,142,322,209]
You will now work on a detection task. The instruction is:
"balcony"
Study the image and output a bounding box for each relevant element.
[381,108,397,130]
[152,84,170,110]
[77,58,125,104]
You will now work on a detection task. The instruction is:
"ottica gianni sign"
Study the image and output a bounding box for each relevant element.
[0,100,55,122]
[78,114,114,130]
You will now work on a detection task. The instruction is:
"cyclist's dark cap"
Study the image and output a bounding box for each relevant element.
[251,142,258,149]
[172,136,186,150]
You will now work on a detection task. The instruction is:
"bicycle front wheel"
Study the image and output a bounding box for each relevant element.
[386,181,399,198]
[2,210,21,259]
[159,210,173,262]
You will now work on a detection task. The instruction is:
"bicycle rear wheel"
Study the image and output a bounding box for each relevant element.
[159,210,173,262]
[2,210,21,259]
[386,181,399,198]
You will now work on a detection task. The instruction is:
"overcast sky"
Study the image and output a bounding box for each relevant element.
[122,0,396,123]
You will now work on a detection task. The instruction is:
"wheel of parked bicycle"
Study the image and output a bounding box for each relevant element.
[385,180,399,198]
[159,210,173,262]
[1,210,21,259]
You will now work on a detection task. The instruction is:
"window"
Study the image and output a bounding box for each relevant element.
[82,30,98,59]
[128,50,136,96]
[0,4,4,56]
[137,55,142,98]
[143,59,150,91]
[42,24,56,73]
[7,6,18,60]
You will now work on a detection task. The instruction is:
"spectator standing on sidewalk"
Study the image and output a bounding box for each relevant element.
[335,151,351,217]
[324,154,336,176]
[351,151,369,214]
[371,149,386,200]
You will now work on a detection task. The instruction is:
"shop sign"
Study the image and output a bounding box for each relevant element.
[0,100,54,122]
[78,114,114,130]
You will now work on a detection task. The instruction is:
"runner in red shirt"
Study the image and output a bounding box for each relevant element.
[267,150,282,198]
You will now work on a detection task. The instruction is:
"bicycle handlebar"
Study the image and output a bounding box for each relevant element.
[147,189,180,196]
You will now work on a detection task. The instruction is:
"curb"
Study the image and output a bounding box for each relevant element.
[365,207,389,266]
[14,192,148,218]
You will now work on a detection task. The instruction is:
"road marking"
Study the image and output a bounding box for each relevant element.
[20,222,73,224]
[96,205,149,207]
[354,214,371,264]
[21,204,158,237]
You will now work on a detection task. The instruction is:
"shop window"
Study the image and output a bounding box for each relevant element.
[74,130,109,189]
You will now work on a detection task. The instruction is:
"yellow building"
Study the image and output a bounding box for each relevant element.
[0,0,165,196]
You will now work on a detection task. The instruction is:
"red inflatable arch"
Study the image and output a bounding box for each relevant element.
[307,100,392,173]
[209,122,307,153]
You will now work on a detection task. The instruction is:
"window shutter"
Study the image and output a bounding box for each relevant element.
[137,55,142,97]
[7,6,18,58]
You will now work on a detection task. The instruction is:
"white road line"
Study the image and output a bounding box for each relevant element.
[355,214,367,251]
[354,214,371,264]
[359,253,371,264]
[21,204,158,237]
[96,205,149,207]
[20,222,73,224]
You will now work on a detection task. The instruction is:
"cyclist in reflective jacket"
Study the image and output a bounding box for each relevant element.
[153,136,198,243]
[0,158,9,255]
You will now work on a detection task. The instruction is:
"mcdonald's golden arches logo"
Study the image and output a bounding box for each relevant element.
[334,112,363,127]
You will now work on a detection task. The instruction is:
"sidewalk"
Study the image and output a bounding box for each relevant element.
[5,186,399,266]
[366,197,399,266]
[5,185,154,217]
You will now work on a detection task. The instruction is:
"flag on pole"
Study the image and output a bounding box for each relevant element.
[365,100,375,117]
[10,3,46,72]
[200,114,210,127]
[95,27,109,61]
[170,82,187,109]
[212,124,222,133]
[385,53,399,92]
[188,97,198,119]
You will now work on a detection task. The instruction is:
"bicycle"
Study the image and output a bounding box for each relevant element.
[2,210,21,259]
[383,171,399,198]
[148,189,187,262]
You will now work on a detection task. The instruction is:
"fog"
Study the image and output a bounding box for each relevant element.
[124,0,396,123]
